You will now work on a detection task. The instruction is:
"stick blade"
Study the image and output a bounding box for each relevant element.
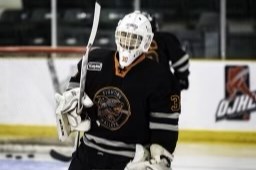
[49,149,72,162]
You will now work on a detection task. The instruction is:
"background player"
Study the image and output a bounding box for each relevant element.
[55,11,181,170]
[143,12,190,91]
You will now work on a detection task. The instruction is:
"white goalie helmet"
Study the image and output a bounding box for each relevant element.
[115,11,154,68]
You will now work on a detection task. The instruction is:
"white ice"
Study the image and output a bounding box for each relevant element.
[0,142,256,170]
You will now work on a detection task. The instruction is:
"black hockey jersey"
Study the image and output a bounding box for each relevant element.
[146,31,190,89]
[68,48,180,158]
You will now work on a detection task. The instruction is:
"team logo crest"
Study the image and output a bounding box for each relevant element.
[215,65,256,121]
[93,87,131,130]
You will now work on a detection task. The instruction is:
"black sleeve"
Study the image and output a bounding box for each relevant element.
[67,48,107,90]
[162,32,189,78]
[149,68,181,153]
[66,59,82,90]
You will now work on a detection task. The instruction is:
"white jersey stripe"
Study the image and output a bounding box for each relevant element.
[149,122,179,131]
[85,134,136,149]
[177,62,190,72]
[150,112,180,119]
[170,54,189,68]
[83,136,135,158]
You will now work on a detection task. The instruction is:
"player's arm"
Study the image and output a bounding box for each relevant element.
[126,74,180,170]
[149,77,180,152]
[67,47,101,90]
[66,59,82,90]
[164,33,190,90]
[149,71,181,169]
[55,58,90,142]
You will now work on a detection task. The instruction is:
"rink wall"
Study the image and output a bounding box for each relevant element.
[0,54,256,144]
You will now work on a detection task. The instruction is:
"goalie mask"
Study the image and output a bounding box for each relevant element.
[115,11,154,68]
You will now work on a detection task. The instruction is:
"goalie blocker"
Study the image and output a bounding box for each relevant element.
[55,88,93,142]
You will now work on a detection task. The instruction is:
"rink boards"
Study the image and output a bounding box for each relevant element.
[0,57,256,144]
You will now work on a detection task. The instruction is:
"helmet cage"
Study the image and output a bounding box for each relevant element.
[115,31,143,50]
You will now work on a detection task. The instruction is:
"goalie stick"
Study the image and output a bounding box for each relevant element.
[48,54,70,162]
[50,149,72,162]
[78,1,101,113]
[47,54,61,94]
[75,0,101,152]
[55,0,101,141]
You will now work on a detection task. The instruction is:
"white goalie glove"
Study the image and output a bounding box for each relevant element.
[55,87,93,142]
[149,144,173,170]
[125,144,173,170]
[124,144,150,170]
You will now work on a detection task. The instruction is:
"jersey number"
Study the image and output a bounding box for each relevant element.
[122,57,128,62]
[170,95,180,112]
